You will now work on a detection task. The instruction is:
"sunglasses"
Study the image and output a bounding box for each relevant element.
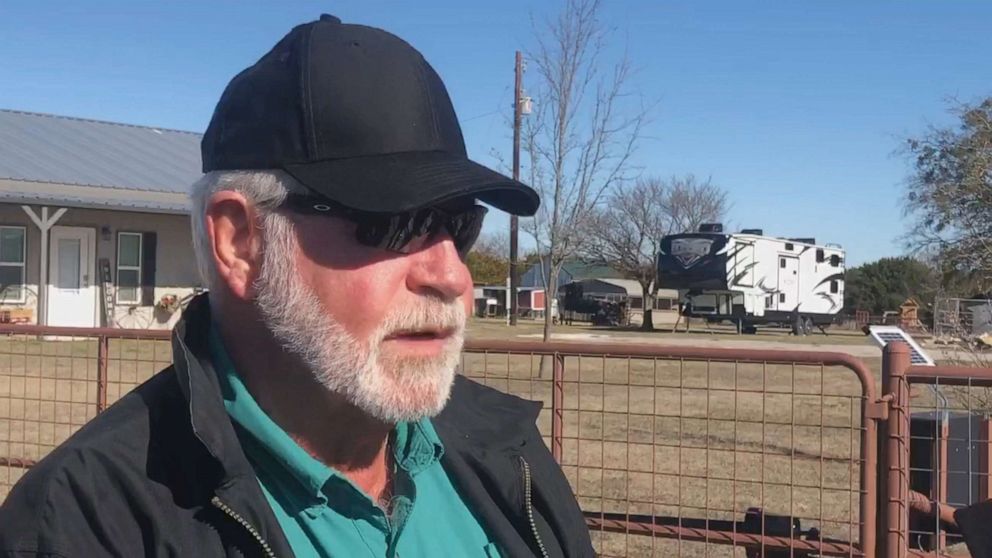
[281,194,488,258]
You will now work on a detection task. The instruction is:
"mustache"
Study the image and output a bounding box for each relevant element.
[375,298,466,340]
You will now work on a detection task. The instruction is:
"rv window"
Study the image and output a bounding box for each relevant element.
[779,258,786,268]
[830,255,841,267]
[785,243,794,251]
[830,280,839,294]
[765,296,773,309]
[779,293,786,303]
[816,249,825,263]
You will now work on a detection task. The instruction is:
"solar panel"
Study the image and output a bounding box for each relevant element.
[867,325,935,366]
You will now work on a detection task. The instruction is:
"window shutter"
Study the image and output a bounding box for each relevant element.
[141,232,157,306]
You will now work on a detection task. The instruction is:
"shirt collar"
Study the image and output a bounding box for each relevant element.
[209,326,333,503]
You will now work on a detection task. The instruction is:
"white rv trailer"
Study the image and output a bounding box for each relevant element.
[657,226,846,332]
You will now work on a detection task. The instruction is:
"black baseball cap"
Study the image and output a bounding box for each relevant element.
[201,14,539,216]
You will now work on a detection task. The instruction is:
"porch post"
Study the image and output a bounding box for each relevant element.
[21,206,68,325]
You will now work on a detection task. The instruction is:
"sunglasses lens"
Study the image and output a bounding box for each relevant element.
[355,206,486,256]
[448,206,487,256]
[358,210,438,253]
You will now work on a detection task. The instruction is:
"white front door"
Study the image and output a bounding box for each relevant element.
[47,226,97,328]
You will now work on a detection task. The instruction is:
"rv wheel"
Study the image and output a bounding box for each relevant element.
[802,317,814,336]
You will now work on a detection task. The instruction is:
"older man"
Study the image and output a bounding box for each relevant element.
[0,15,592,558]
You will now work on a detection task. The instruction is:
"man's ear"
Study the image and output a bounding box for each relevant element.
[205,191,264,300]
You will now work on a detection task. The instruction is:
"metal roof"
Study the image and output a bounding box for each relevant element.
[0,109,202,194]
[0,179,190,214]
[574,277,679,298]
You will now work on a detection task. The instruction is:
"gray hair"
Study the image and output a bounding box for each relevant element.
[189,170,306,290]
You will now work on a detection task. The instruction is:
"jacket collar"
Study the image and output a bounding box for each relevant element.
[171,295,297,557]
[433,374,543,454]
[171,294,257,485]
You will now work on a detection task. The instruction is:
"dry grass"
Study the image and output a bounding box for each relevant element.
[460,350,874,557]
[469,316,874,346]
[0,337,171,499]
[0,325,884,557]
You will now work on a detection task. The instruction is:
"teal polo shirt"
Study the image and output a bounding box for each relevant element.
[209,330,499,557]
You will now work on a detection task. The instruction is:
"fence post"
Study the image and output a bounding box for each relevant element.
[552,353,564,463]
[878,341,912,558]
[935,419,949,551]
[980,418,992,502]
[97,335,109,413]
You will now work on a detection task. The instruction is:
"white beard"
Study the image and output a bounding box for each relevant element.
[252,218,465,423]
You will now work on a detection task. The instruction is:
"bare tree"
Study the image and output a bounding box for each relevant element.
[583,178,665,329]
[664,174,730,235]
[472,232,510,259]
[583,175,728,330]
[522,0,649,343]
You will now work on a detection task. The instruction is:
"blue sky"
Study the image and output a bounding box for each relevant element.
[2,1,989,266]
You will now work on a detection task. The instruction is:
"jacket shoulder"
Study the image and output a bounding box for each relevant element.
[440,376,594,556]
[446,375,543,422]
[0,367,205,556]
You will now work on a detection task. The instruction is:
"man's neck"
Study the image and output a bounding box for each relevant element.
[215,317,393,501]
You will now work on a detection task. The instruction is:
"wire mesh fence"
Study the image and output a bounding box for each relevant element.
[461,340,878,557]
[1,326,883,557]
[881,342,992,558]
[0,325,170,501]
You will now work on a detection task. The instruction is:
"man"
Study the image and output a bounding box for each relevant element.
[0,15,593,558]
[909,489,992,557]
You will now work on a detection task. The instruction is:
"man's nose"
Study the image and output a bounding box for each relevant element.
[406,234,472,301]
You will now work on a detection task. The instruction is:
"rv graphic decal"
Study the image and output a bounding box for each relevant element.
[756,278,779,294]
[814,272,845,289]
[670,238,714,268]
[816,292,839,311]
[731,262,758,285]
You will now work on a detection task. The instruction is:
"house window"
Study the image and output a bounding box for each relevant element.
[830,280,839,294]
[0,226,26,303]
[816,249,825,263]
[630,296,643,310]
[117,232,142,304]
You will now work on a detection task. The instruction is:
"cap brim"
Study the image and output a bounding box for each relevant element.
[283,151,539,216]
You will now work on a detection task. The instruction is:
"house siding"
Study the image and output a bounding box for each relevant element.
[0,204,201,328]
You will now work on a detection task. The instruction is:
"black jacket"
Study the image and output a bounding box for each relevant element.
[0,297,593,557]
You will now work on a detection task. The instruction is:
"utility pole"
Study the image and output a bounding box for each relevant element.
[509,50,523,326]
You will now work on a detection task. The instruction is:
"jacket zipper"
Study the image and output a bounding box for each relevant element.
[518,456,550,558]
[211,496,277,558]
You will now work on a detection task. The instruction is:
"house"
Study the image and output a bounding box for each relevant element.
[0,109,203,329]
[472,284,548,318]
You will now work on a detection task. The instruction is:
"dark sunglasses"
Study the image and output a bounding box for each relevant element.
[281,194,488,258]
